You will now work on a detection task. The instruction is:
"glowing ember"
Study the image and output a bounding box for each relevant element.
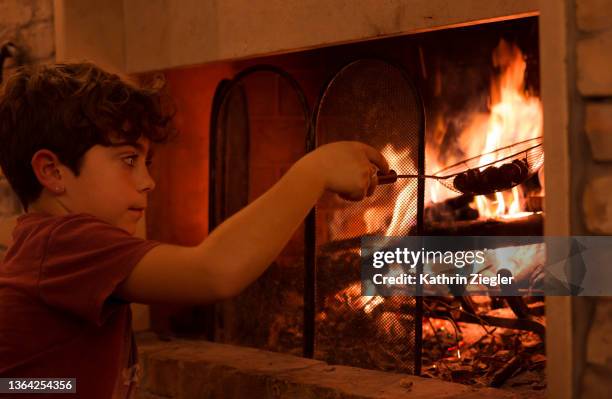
[333,282,384,314]
[499,211,542,220]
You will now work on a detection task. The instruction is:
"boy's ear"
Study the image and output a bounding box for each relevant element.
[31,149,66,194]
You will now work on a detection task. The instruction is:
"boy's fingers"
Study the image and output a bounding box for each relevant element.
[361,144,389,173]
[366,164,377,197]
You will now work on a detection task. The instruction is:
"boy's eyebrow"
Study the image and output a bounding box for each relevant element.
[109,141,144,152]
[109,140,154,158]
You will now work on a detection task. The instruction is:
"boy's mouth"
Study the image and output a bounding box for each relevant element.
[128,207,146,217]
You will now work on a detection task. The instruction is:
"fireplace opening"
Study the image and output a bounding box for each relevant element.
[206,16,545,394]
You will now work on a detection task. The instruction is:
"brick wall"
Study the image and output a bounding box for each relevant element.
[573,0,612,397]
[0,0,55,258]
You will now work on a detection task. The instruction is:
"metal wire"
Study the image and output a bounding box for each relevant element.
[313,59,424,374]
[391,137,543,195]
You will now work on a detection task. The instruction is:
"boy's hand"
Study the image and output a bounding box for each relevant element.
[299,141,390,201]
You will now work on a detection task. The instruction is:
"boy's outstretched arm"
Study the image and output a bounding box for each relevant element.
[115,142,389,304]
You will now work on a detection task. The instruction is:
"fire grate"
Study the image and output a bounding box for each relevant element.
[309,59,426,374]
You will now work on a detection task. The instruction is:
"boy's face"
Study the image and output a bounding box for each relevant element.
[59,135,155,235]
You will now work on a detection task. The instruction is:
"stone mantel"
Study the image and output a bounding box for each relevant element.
[54,0,538,74]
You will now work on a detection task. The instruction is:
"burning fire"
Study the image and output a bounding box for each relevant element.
[329,39,543,243]
[432,39,543,219]
[378,144,418,235]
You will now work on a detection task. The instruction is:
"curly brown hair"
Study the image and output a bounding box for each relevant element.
[0,62,175,210]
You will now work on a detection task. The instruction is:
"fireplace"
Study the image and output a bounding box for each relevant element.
[194,16,548,391]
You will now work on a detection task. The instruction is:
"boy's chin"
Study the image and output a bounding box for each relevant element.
[116,221,137,236]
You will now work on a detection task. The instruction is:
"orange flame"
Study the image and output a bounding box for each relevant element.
[457,40,542,219]
[384,39,543,228]
[379,145,418,235]
[329,40,543,241]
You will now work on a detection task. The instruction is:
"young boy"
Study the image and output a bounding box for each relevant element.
[0,63,389,398]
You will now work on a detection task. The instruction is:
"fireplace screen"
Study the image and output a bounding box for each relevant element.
[209,60,426,374]
[210,66,310,355]
[311,59,425,374]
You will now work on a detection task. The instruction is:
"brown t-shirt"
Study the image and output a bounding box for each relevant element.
[0,212,161,398]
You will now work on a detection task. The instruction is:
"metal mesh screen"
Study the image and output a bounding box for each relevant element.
[313,59,424,373]
[211,67,309,355]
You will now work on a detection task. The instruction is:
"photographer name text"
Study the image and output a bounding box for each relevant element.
[372,272,514,287]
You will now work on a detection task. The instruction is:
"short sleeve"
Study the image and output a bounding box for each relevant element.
[38,214,161,325]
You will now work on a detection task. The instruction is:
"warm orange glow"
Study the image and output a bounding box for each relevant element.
[332,282,384,314]
[380,145,418,235]
[321,40,546,345]
[329,40,543,241]
[482,242,545,278]
[328,143,418,240]
[455,39,542,219]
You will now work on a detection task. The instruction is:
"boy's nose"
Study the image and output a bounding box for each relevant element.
[140,171,156,192]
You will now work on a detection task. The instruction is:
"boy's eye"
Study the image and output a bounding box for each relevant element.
[145,158,153,167]
[123,155,138,167]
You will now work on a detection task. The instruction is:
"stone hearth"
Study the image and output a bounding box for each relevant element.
[135,333,536,399]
